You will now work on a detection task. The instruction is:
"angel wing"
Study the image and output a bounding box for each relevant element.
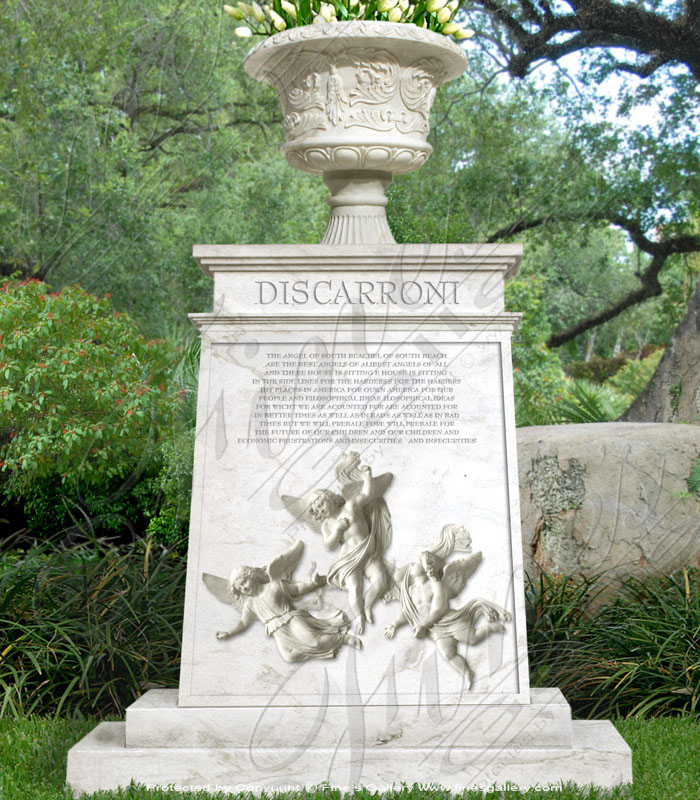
[441,552,483,599]
[335,450,363,484]
[267,540,304,582]
[281,494,322,535]
[431,523,473,561]
[381,561,410,602]
[202,572,245,611]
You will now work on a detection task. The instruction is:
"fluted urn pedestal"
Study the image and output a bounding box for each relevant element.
[245,21,468,244]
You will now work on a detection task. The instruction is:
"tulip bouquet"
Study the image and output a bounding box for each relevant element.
[224,0,474,40]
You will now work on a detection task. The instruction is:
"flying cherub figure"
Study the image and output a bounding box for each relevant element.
[282,452,393,635]
[202,540,361,664]
[384,523,511,687]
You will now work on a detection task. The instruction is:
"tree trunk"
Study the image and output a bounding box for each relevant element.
[584,330,597,361]
[622,279,700,424]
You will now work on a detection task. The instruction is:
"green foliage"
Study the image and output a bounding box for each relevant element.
[0,538,184,718]
[608,349,664,398]
[0,280,182,495]
[19,474,159,539]
[528,568,700,719]
[567,355,627,384]
[526,571,604,690]
[687,456,700,496]
[145,429,195,550]
[554,380,630,424]
[506,275,567,426]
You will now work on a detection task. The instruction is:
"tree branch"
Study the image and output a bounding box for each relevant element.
[545,223,700,348]
[486,216,549,241]
[486,211,700,349]
[546,255,665,348]
[469,0,700,81]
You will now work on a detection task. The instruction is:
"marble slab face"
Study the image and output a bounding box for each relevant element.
[179,245,529,709]
[126,688,572,750]
[66,720,632,797]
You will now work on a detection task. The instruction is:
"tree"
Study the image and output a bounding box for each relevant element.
[0,0,327,332]
[465,0,700,81]
[622,278,700,424]
[459,0,700,421]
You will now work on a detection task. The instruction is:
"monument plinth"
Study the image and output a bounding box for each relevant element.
[66,244,632,794]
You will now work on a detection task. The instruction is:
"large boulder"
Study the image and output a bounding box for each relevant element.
[516,423,700,580]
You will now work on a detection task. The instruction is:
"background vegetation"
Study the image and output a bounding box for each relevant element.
[2,0,698,546]
[1,2,698,773]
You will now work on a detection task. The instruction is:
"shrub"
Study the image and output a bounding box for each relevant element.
[528,568,700,719]
[0,280,183,494]
[553,379,630,423]
[506,276,567,426]
[0,280,186,541]
[0,538,184,717]
[566,354,628,384]
[608,348,664,398]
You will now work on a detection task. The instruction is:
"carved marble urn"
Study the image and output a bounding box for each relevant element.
[245,21,468,244]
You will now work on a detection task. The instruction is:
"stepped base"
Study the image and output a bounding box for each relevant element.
[66,688,632,796]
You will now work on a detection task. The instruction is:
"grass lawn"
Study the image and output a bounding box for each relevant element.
[0,717,698,799]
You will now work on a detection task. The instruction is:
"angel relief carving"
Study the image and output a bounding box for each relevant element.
[383,523,511,687]
[203,541,362,664]
[283,451,392,635]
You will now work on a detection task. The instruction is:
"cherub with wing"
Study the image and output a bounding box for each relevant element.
[384,523,511,687]
[282,451,393,634]
[202,540,361,664]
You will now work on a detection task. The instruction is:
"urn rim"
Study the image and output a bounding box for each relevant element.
[244,20,469,84]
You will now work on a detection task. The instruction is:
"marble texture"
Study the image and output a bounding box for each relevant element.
[176,244,531,710]
[65,242,632,793]
[67,719,631,796]
[126,688,573,750]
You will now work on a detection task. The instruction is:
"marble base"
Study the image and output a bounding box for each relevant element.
[125,688,573,750]
[66,718,631,796]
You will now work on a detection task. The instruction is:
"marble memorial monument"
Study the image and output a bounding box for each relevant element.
[66,21,632,796]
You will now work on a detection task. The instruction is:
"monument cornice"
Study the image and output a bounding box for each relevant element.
[188,312,522,332]
[192,243,522,277]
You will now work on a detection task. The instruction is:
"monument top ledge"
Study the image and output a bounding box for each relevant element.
[192,243,523,277]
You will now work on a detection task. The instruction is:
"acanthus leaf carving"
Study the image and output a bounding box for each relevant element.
[347,48,399,106]
[400,57,445,121]
[326,64,348,127]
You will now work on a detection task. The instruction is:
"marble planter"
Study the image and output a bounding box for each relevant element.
[245,22,468,244]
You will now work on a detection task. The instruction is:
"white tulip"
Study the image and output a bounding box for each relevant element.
[378,0,399,10]
[251,1,266,22]
[238,2,254,17]
[437,6,451,23]
[313,13,325,23]
[447,0,458,9]
[426,0,447,11]
[234,25,253,36]
[268,8,287,28]
[388,6,402,20]
[223,5,245,19]
[281,0,297,18]
[453,26,475,38]
[441,21,459,33]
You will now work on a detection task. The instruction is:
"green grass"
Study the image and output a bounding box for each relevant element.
[1,717,699,799]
